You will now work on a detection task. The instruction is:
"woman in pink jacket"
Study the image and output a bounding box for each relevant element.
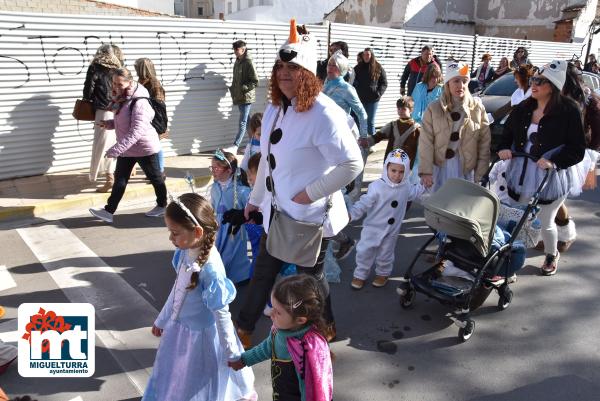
[89,67,167,224]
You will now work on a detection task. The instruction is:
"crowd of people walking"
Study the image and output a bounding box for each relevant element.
[29,18,598,401]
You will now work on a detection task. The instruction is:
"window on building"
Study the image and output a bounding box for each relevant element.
[237,0,241,11]
[249,0,253,6]
[228,1,232,13]
[198,7,203,15]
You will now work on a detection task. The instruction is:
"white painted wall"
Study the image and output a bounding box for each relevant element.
[225,0,340,23]
[104,0,175,15]
[573,0,599,43]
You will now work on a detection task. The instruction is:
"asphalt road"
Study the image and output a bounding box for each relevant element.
[1,159,600,401]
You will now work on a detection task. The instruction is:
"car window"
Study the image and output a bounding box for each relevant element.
[582,73,599,91]
[481,75,518,96]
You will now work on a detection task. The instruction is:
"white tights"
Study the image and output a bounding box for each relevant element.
[536,195,567,256]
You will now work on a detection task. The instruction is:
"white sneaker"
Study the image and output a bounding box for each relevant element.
[145,206,166,217]
[263,305,272,317]
[222,145,238,154]
[89,208,113,223]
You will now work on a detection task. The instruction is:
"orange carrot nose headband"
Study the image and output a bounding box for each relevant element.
[277,18,317,76]
[444,60,470,84]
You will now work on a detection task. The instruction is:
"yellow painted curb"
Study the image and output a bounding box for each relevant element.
[0,175,212,223]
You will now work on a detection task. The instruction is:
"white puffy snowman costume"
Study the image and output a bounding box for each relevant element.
[350,149,425,280]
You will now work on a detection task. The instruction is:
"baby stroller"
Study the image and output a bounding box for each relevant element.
[397,153,551,342]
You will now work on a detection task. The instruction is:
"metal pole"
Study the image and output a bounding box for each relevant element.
[584,25,593,66]
[584,21,599,66]
[471,34,478,73]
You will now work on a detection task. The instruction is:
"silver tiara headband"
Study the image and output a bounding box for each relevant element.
[171,195,201,227]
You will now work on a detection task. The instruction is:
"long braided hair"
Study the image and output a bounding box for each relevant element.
[165,193,218,289]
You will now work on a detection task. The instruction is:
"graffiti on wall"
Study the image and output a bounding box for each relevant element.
[0,21,330,90]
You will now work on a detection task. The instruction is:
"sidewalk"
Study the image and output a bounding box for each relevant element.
[0,142,389,224]
[0,153,214,224]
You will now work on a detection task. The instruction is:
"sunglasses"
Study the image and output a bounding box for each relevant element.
[530,76,550,86]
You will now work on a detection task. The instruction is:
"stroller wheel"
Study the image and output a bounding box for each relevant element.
[400,289,416,309]
[497,287,513,311]
[458,319,475,342]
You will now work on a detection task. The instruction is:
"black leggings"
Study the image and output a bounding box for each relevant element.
[237,233,333,332]
[105,154,166,214]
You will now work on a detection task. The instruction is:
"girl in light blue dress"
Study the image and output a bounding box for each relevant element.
[143,193,256,401]
[210,150,252,284]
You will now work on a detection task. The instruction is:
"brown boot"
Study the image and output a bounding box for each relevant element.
[324,322,337,342]
[96,173,114,193]
[236,327,253,350]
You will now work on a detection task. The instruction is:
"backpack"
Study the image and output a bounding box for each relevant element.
[130,96,168,135]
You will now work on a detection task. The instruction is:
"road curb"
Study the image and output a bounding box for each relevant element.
[0,175,212,223]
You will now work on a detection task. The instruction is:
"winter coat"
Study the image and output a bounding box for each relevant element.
[323,76,368,137]
[105,84,160,158]
[82,63,114,111]
[498,97,585,169]
[470,64,495,87]
[370,119,420,169]
[419,96,491,181]
[230,52,258,105]
[353,62,387,103]
[400,55,442,96]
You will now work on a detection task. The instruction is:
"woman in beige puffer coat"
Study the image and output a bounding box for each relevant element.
[419,61,491,191]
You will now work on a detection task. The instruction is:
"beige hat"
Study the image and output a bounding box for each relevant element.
[538,60,567,91]
[444,60,470,84]
[277,19,317,76]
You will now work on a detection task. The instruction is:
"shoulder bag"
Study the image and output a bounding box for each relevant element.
[265,108,331,267]
[72,99,95,121]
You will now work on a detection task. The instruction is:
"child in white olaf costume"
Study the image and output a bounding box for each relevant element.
[350,149,426,289]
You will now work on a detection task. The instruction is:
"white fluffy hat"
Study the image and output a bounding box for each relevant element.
[444,60,470,84]
[538,60,567,91]
[382,148,411,186]
[277,19,317,76]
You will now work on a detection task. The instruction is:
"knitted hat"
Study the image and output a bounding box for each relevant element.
[277,19,317,76]
[382,148,411,187]
[444,60,469,84]
[538,60,567,91]
[329,50,349,76]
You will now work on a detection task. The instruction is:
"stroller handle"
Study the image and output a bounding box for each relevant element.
[509,151,540,163]
[480,151,546,187]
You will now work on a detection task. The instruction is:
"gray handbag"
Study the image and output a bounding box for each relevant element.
[265,108,331,267]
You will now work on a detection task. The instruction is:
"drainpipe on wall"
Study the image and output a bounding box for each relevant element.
[471,34,478,74]
[584,21,600,64]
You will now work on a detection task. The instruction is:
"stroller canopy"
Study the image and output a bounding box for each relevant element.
[423,178,499,256]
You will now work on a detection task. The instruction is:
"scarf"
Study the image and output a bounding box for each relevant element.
[287,327,333,401]
[110,83,137,115]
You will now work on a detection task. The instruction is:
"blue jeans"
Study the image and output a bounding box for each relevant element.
[157,148,164,173]
[363,101,379,135]
[234,103,252,147]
